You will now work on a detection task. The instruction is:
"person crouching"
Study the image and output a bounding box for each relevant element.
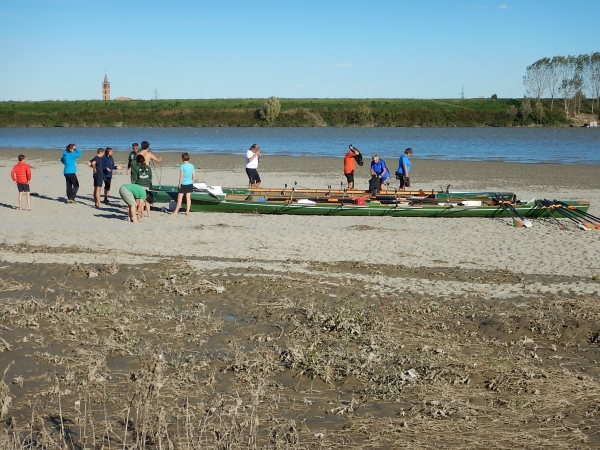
[119,184,153,223]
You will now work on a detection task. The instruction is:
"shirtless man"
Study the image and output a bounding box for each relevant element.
[137,141,163,165]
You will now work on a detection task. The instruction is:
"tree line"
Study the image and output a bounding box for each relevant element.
[0,98,573,128]
[523,52,600,116]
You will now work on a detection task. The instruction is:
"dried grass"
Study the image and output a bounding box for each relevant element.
[0,278,32,292]
[0,261,599,448]
[0,362,13,419]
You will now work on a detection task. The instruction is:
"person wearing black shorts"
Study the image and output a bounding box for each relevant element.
[172,153,196,216]
[343,145,360,190]
[246,168,261,186]
[11,154,32,210]
[101,147,122,204]
[245,144,262,188]
[88,148,105,208]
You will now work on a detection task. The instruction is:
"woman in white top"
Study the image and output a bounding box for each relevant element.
[245,144,262,188]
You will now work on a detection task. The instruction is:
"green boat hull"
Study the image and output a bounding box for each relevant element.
[149,186,589,218]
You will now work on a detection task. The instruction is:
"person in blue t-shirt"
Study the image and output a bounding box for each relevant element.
[61,143,81,203]
[396,148,413,191]
[172,152,196,216]
[101,147,122,204]
[370,155,389,193]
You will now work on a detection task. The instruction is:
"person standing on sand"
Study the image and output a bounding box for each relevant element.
[119,184,154,223]
[138,141,163,165]
[61,143,81,203]
[344,144,361,190]
[125,142,140,180]
[245,144,262,188]
[101,147,122,204]
[10,154,32,210]
[396,148,413,191]
[131,154,153,189]
[88,148,105,208]
[172,152,196,216]
[131,154,153,217]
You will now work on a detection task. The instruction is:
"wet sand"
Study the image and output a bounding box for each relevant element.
[0,149,600,448]
[2,146,599,190]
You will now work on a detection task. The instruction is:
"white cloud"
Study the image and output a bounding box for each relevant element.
[498,4,508,9]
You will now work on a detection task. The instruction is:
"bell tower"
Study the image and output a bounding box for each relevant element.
[102,74,110,100]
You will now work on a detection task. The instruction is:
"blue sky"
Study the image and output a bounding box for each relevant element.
[1,0,599,101]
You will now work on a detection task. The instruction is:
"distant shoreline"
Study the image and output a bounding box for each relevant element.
[0,98,589,128]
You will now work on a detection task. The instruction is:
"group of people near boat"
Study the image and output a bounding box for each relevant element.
[59,141,160,222]
[344,145,413,193]
[245,143,414,194]
[9,141,414,220]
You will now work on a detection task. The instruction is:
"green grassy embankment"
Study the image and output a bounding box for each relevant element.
[0,98,579,127]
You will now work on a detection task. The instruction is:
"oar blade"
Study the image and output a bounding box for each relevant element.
[520,217,533,228]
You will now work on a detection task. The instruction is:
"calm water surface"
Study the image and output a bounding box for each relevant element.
[0,127,598,164]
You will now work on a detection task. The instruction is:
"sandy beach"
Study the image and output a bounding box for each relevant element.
[1,148,600,448]
[1,149,599,278]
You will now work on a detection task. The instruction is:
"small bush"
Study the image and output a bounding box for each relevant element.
[259,96,281,126]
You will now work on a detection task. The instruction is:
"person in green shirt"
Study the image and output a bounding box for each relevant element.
[130,154,153,188]
[119,184,153,223]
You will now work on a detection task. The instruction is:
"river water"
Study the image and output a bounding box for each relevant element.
[0,127,598,164]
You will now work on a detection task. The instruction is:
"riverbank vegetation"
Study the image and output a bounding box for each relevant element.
[0,96,594,128]
[523,52,600,117]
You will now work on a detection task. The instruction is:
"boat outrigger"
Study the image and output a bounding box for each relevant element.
[149,183,591,219]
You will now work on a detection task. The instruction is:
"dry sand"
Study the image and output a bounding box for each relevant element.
[1,149,599,285]
[0,148,600,448]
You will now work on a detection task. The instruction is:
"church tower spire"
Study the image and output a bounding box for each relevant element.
[102,73,110,100]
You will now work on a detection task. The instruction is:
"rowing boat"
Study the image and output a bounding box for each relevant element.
[150,184,516,202]
[148,184,590,218]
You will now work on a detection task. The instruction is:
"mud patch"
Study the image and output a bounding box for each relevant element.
[0,260,599,448]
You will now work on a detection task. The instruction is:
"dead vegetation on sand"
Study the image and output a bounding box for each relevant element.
[0,260,598,448]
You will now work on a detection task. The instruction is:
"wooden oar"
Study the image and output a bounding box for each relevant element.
[535,200,567,230]
[542,200,591,230]
[552,205,595,230]
[540,199,589,230]
[503,198,533,228]
[502,202,522,228]
[494,197,527,228]
[553,200,600,229]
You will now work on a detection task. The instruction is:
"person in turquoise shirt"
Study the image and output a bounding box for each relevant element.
[60,143,82,203]
[172,152,196,216]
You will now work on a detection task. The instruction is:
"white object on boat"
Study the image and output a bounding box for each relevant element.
[208,186,223,195]
[438,202,458,207]
[296,199,317,205]
[521,196,536,205]
[193,182,208,190]
[458,200,482,207]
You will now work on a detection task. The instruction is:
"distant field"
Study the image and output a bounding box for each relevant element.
[0,98,578,127]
